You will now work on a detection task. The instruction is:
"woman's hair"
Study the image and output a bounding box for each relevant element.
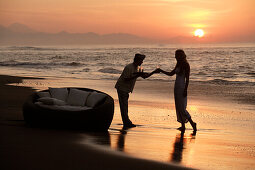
[175,49,188,73]
[175,49,187,60]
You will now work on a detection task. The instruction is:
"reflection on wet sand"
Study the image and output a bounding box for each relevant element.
[88,127,197,166]
[170,131,196,163]
[86,132,111,146]
[86,127,129,152]
[117,128,128,152]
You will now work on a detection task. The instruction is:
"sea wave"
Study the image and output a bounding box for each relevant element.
[64,62,82,66]
[246,72,255,77]
[195,71,207,75]
[98,67,122,74]
[51,55,70,59]
[233,50,245,53]
[82,68,90,72]
[206,79,255,86]
[197,50,226,55]
[7,46,56,51]
[0,61,45,67]
[0,61,83,68]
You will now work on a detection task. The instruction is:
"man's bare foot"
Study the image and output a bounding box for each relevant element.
[123,123,136,129]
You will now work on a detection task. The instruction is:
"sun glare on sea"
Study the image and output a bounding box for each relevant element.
[194,29,204,38]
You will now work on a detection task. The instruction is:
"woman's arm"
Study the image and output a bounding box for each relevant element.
[183,63,190,97]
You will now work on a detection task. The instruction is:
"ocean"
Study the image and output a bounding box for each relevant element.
[0,44,254,85]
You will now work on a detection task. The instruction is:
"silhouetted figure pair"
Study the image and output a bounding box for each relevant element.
[116,50,197,131]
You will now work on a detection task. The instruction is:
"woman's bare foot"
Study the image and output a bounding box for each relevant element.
[177,126,185,131]
[192,123,197,131]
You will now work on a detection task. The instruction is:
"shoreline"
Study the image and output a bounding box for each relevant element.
[5,72,254,109]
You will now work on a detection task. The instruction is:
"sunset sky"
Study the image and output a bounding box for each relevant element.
[1,0,255,42]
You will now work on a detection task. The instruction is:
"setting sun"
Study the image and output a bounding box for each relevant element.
[194,29,204,38]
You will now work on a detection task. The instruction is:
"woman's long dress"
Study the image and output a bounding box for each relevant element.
[174,67,191,123]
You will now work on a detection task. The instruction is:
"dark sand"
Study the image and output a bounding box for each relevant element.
[0,75,191,170]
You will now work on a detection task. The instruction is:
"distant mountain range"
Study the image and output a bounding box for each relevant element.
[0,23,158,45]
[3,23,248,45]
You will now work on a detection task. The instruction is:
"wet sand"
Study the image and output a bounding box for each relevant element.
[1,74,255,169]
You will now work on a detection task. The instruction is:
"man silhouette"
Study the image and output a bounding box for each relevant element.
[115,53,157,128]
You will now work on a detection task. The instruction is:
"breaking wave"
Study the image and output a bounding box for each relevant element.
[98,67,122,74]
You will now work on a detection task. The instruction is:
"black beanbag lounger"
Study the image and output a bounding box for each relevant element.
[23,88,114,131]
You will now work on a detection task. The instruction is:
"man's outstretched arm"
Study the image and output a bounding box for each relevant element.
[141,69,160,79]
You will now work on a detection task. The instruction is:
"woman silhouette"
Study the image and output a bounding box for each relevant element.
[159,49,197,131]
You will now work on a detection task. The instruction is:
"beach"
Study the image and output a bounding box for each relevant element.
[0,74,254,170]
